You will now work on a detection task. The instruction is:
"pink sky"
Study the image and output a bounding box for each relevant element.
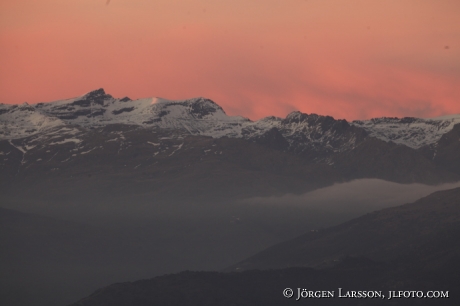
[1,0,459,120]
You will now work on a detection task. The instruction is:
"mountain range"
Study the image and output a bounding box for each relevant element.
[1,88,459,196]
[2,88,460,149]
[1,89,460,306]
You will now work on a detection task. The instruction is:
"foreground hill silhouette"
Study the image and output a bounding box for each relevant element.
[70,188,460,306]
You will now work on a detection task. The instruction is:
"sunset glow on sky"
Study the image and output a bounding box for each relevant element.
[0,0,459,120]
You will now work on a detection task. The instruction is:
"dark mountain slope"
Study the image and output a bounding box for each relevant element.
[69,255,459,306]
[228,187,460,271]
[332,137,458,184]
[425,123,460,175]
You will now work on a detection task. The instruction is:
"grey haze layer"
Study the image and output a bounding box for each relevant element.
[241,179,460,215]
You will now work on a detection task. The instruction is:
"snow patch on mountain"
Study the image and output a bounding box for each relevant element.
[352,115,460,149]
[0,103,65,139]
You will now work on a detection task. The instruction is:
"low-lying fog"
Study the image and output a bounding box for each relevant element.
[240,179,460,214]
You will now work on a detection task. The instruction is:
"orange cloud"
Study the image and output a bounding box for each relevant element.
[0,0,459,120]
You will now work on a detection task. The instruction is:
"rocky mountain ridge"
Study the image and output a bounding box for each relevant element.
[2,88,459,172]
[353,115,460,149]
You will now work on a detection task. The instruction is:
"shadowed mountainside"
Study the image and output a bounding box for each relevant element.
[228,187,460,271]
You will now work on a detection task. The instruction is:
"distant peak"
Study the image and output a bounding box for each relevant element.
[188,97,221,106]
[188,97,226,116]
[285,111,317,121]
[82,88,106,98]
[284,111,340,126]
[285,110,303,118]
[152,97,225,113]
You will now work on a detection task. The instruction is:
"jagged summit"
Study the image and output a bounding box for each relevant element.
[283,111,340,125]
[81,88,107,98]
[188,97,227,117]
[150,96,228,120]
[285,111,320,121]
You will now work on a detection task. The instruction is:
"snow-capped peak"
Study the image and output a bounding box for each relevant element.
[80,88,107,98]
